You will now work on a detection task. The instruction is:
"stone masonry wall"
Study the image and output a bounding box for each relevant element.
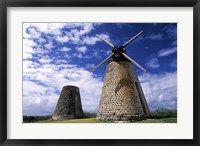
[52,85,83,120]
[96,61,150,121]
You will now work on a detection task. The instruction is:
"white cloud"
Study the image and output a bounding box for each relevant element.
[139,72,177,111]
[23,39,37,48]
[56,36,69,44]
[68,29,80,44]
[32,23,66,35]
[171,40,177,46]
[23,23,106,115]
[85,64,95,70]
[23,23,31,38]
[23,39,36,60]
[91,47,112,60]
[26,27,41,38]
[23,58,103,115]
[23,53,32,59]
[145,33,163,40]
[170,59,177,68]
[73,53,90,59]
[38,55,51,64]
[98,33,111,42]
[33,23,100,45]
[23,80,59,116]
[38,37,46,44]
[76,46,87,54]
[44,42,54,50]
[146,58,160,69]
[92,52,102,60]
[59,47,71,52]
[24,23,105,48]
[82,33,111,45]
[106,50,112,55]
[79,23,94,35]
[164,24,177,39]
[158,47,177,57]
[82,36,99,45]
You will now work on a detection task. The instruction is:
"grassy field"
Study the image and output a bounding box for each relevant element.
[35,117,177,123]
[36,118,102,123]
[135,117,177,123]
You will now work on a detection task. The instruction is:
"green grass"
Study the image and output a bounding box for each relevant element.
[35,118,104,123]
[34,117,177,123]
[133,117,177,123]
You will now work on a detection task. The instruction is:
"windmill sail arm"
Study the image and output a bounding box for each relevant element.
[122,31,143,48]
[92,52,115,72]
[96,34,116,49]
[121,52,146,72]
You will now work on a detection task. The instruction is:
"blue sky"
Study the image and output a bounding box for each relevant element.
[23,23,177,116]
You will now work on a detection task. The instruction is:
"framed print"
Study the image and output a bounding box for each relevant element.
[0,0,199,145]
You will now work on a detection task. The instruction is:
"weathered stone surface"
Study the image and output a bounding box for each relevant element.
[96,60,150,121]
[52,85,83,120]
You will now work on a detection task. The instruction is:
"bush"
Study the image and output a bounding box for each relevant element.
[150,108,177,119]
[83,112,97,118]
[23,115,51,123]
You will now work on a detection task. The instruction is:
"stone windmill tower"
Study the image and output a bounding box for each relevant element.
[52,85,83,120]
[92,31,150,121]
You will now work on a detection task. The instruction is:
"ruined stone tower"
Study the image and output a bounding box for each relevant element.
[93,31,150,121]
[96,60,150,121]
[52,85,83,120]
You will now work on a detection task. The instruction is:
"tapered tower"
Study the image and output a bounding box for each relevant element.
[92,31,150,121]
[52,85,83,120]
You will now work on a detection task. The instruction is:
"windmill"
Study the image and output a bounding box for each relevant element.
[93,31,150,121]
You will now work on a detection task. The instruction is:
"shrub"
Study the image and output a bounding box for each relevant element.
[83,112,97,118]
[23,115,51,123]
[150,108,177,119]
